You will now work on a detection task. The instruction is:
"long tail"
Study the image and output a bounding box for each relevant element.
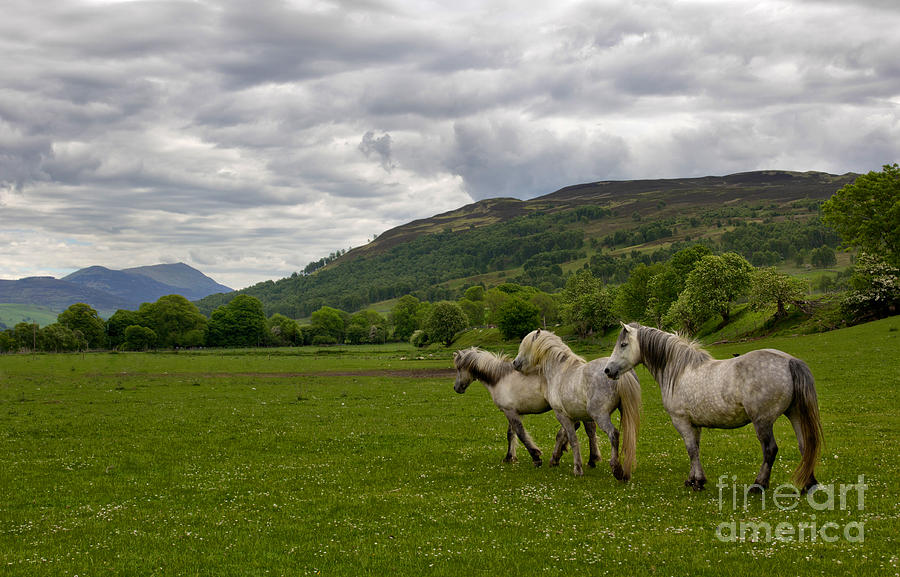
[789,358,824,489]
[617,369,642,481]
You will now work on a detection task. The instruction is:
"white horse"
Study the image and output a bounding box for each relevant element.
[604,322,824,492]
[512,330,642,480]
[453,347,600,467]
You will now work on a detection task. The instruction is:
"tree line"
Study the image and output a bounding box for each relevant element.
[2,165,896,353]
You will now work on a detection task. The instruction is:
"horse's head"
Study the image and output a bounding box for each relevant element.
[605,322,641,379]
[453,350,474,393]
[512,329,541,373]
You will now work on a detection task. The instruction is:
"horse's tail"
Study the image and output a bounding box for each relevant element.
[617,369,642,481]
[788,358,824,490]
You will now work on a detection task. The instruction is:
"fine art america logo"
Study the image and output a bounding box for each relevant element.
[715,475,867,543]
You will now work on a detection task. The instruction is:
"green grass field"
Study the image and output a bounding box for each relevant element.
[2,318,898,576]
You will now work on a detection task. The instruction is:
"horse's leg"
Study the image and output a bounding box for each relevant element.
[555,413,583,476]
[504,411,543,467]
[584,420,601,468]
[672,417,706,490]
[550,427,567,466]
[593,411,623,480]
[503,422,518,463]
[751,420,779,491]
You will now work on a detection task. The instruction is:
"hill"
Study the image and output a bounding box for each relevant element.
[1,263,232,321]
[196,170,858,318]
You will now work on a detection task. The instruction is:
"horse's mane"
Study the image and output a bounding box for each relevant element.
[454,347,516,386]
[525,330,586,373]
[633,323,712,393]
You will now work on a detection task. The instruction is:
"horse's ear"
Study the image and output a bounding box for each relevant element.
[532,328,541,342]
[621,322,634,334]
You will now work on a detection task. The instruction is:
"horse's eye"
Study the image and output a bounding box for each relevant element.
[620,342,628,348]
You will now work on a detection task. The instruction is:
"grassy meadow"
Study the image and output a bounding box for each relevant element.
[1,317,899,576]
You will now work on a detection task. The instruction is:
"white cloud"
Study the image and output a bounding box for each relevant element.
[0,0,898,290]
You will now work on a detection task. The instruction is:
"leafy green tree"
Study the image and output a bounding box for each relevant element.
[106,309,144,350]
[267,313,301,346]
[424,301,468,346]
[208,294,267,347]
[646,245,711,327]
[457,298,485,327]
[464,285,485,301]
[0,331,15,353]
[40,323,80,352]
[139,295,208,349]
[310,306,347,344]
[749,267,808,318]
[822,163,900,266]
[679,252,752,325]
[346,310,387,344]
[58,303,106,349]
[12,322,39,351]
[810,246,837,268]
[841,253,900,320]
[390,295,422,341]
[560,269,616,338]
[123,325,157,351]
[615,263,662,323]
[663,285,706,335]
[529,291,559,328]
[496,297,541,340]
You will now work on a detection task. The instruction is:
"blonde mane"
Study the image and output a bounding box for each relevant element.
[454,347,515,386]
[522,330,586,374]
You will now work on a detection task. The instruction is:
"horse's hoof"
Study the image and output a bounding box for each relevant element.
[611,463,625,481]
[748,483,766,494]
[685,479,706,491]
[587,459,598,468]
[622,473,631,483]
[532,459,543,468]
[573,466,584,477]
[549,460,559,468]
[502,456,518,464]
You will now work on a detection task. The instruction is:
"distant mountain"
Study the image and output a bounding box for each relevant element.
[64,263,232,303]
[0,263,232,320]
[0,276,135,316]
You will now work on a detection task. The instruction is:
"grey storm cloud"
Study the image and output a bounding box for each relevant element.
[359,132,395,172]
[1,0,899,289]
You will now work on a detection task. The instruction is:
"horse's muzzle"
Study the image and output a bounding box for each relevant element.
[604,365,619,380]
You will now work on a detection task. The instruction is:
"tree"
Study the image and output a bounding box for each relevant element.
[679,252,752,325]
[58,303,106,349]
[106,309,144,350]
[749,268,808,318]
[267,313,301,346]
[809,245,837,268]
[822,163,900,266]
[40,323,80,352]
[424,301,468,346]
[615,263,662,323]
[529,291,559,328]
[463,285,485,302]
[560,269,616,338]
[138,295,208,349]
[389,295,422,341]
[208,294,267,347]
[123,325,157,351]
[457,298,485,327]
[841,253,900,320]
[310,306,347,344]
[496,297,541,340]
[346,310,387,344]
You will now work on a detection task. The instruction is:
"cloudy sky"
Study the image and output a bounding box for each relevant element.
[2,0,899,289]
